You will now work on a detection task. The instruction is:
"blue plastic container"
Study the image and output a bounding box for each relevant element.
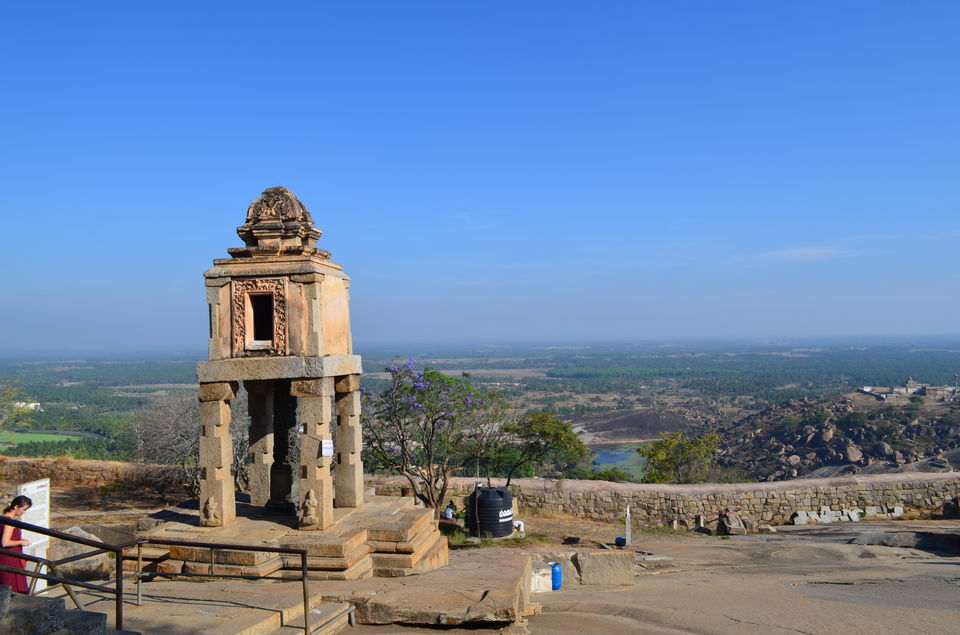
[550,562,562,590]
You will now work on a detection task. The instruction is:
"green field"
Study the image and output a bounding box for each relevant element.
[0,431,84,445]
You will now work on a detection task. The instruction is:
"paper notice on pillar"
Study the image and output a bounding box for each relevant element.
[16,478,50,592]
[321,439,334,456]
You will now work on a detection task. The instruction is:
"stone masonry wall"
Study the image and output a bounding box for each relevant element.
[4,458,956,528]
[372,473,960,526]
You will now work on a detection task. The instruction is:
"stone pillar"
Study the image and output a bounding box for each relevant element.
[335,374,364,508]
[245,381,274,507]
[198,381,237,527]
[292,378,335,530]
[266,379,298,515]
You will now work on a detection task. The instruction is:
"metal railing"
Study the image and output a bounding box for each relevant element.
[0,516,314,633]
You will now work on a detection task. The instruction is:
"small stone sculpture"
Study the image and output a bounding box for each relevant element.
[300,489,319,527]
[202,497,221,525]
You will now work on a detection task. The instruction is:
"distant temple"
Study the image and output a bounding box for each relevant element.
[860,377,958,401]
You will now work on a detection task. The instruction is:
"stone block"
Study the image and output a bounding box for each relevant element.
[530,561,554,593]
[182,556,283,577]
[0,594,65,634]
[572,550,634,586]
[198,381,238,402]
[199,400,231,429]
[199,436,227,469]
[281,543,371,571]
[196,355,362,383]
[168,545,274,566]
[280,527,368,557]
[336,391,361,417]
[373,539,448,577]
[57,608,107,634]
[152,559,185,575]
[335,374,361,393]
[291,379,325,397]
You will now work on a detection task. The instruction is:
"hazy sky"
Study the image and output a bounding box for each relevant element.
[2,2,958,354]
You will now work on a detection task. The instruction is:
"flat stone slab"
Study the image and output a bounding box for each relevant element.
[197,355,362,383]
[310,547,535,626]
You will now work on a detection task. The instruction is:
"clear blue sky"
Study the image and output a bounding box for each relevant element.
[2,2,957,354]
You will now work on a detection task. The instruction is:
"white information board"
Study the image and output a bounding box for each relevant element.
[321,439,334,457]
[16,478,50,592]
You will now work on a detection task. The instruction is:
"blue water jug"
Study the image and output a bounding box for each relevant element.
[550,562,562,590]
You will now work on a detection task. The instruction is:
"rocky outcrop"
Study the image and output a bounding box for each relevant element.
[711,397,960,481]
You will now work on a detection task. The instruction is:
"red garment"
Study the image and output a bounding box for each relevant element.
[0,526,28,594]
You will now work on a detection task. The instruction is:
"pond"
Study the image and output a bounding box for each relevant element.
[588,442,646,480]
[592,446,636,464]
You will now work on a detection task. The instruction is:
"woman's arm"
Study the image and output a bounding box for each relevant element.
[1,523,14,548]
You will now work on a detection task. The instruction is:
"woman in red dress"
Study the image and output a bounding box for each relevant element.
[0,495,33,594]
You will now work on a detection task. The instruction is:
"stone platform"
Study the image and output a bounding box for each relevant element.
[45,546,535,633]
[136,496,447,581]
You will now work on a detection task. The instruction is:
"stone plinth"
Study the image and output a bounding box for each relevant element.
[139,496,448,581]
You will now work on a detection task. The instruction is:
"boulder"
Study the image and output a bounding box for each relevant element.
[48,527,113,581]
[717,511,747,536]
[845,443,863,463]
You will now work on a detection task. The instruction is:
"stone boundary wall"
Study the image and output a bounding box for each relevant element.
[371,473,960,526]
[3,458,957,527]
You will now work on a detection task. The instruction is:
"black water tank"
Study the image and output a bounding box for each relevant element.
[466,487,513,538]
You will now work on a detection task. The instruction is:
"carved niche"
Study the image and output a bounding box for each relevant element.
[232,278,287,357]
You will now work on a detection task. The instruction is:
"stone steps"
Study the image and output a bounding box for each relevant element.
[372,533,449,577]
[280,543,371,571]
[139,496,449,583]
[0,584,112,635]
[275,554,374,581]
[273,602,353,635]
[38,579,354,634]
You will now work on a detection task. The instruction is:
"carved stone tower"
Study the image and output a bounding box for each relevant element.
[195,186,364,529]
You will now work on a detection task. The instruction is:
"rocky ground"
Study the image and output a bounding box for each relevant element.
[712,395,960,481]
[9,481,960,634]
[570,407,709,443]
[352,517,960,635]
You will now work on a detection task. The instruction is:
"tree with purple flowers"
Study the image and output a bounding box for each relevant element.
[361,359,508,515]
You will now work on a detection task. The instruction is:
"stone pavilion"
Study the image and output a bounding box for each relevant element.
[195,186,364,530]
[141,188,447,580]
